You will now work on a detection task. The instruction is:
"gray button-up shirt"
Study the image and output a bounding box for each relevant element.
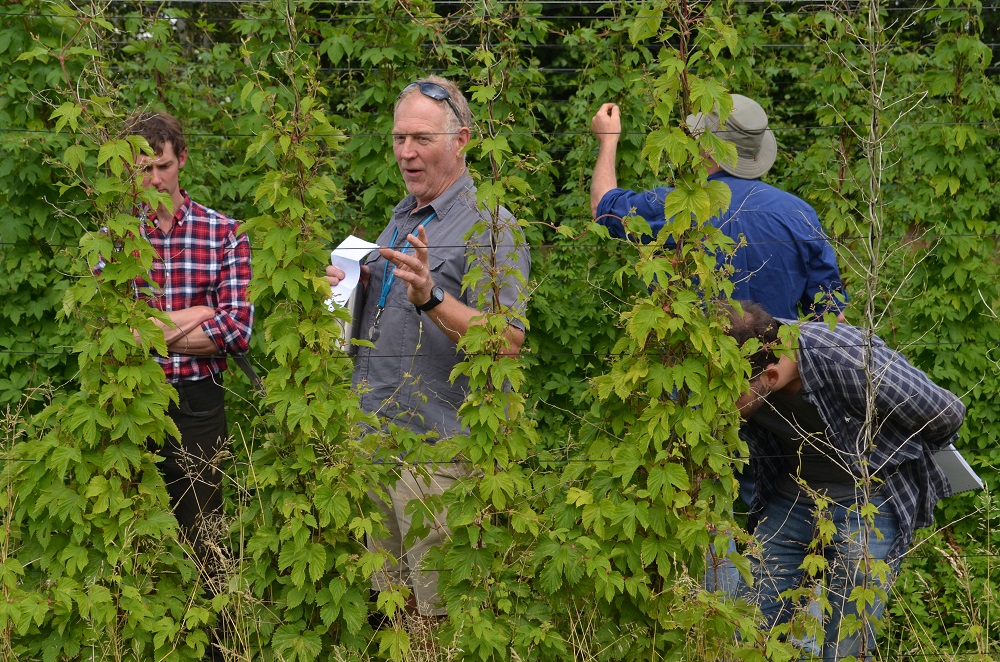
[352,174,531,440]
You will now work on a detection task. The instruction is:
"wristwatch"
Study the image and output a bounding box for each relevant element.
[416,286,445,313]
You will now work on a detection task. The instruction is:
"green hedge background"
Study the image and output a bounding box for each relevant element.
[1,1,998,660]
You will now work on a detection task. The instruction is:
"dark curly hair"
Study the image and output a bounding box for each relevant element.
[722,300,781,379]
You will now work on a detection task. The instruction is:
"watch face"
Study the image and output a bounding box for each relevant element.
[419,286,445,311]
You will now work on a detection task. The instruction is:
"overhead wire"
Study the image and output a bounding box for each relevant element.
[4,2,1000,20]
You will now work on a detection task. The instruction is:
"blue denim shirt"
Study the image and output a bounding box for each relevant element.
[595,173,846,319]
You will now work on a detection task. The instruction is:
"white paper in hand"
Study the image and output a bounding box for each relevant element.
[326,235,380,310]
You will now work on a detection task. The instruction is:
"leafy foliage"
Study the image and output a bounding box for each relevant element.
[0,0,997,660]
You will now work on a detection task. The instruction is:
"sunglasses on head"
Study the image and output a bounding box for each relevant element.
[400,81,462,123]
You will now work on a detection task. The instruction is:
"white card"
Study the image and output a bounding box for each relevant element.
[326,235,379,309]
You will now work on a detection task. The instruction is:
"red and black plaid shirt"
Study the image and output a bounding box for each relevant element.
[136,191,253,383]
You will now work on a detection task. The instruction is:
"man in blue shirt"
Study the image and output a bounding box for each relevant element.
[590,95,849,605]
[590,95,847,320]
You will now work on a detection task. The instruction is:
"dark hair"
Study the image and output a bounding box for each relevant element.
[122,111,186,157]
[722,300,781,379]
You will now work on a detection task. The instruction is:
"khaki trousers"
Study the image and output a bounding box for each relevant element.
[368,462,470,616]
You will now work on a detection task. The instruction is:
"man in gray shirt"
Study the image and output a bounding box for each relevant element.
[325,76,530,617]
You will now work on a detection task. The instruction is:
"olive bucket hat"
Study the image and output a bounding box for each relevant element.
[686,94,777,180]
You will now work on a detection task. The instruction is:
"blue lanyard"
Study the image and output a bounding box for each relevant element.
[377,212,437,310]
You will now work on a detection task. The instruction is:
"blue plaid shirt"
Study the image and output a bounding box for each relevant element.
[743,321,966,560]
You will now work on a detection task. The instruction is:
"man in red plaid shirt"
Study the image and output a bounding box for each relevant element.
[124,111,253,567]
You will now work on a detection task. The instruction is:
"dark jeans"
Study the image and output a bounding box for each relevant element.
[154,376,227,559]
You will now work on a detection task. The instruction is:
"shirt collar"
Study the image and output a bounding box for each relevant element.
[709,170,762,184]
[396,173,473,220]
[149,189,192,229]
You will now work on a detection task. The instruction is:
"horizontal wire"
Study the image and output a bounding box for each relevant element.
[3,120,998,140]
[81,0,1000,7]
[0,447,992,479]
[4,234,1000,253]
[78,0,643,4]
[89,0,979,5]
[72,39,982,48]
[1,441,992,461]
[16,38,1000,48]
[14,37,999,53]
[45,63,1000,74]
[3,335,999,362]
[5,4,998,20]
[2,441,991,467]
[856,654,1000,661]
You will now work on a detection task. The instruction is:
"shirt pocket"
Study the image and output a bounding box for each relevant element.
[429,248,467,302]
[427,252,448,281]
